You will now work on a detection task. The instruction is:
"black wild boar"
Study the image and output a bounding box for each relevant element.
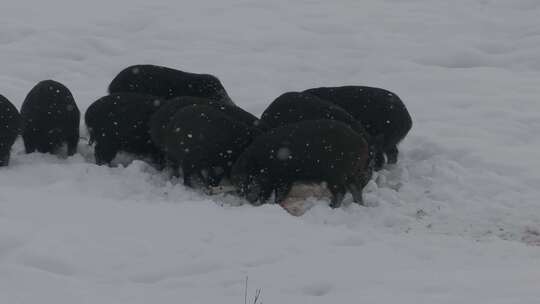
[231,120,372,208]
[109,64,233,105]
[20,80,80,156]
[303,86,412,168]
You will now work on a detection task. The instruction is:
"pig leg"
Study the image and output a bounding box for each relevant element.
[385,146,398,164]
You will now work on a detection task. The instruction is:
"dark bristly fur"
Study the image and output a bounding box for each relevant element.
[0,95,22,166]
[21,80,80,156]
[108,64,234,105]
[231,120,372,208]
[85,93,164,165]
[303,86,412,169]
[150,96,265,154]
[260,91,377,170]
[161,104,261,189]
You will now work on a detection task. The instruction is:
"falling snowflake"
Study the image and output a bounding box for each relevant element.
[277,147,291,160]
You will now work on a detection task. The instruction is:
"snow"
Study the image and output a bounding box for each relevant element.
[1,0,540,303]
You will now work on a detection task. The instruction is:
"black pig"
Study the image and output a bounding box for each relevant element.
[231,120,371,208]
[85,93,163,165]
[20,80,80,156]
[0,95,22,166]
[109,65,233,105]
[161,104,261,188]
[150,96,264,153]
[303,86,412,168]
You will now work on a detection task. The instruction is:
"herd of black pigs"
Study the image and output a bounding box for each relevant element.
[0,65,412,214]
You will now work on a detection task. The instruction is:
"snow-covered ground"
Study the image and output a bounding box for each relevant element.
[1,0,540,302]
